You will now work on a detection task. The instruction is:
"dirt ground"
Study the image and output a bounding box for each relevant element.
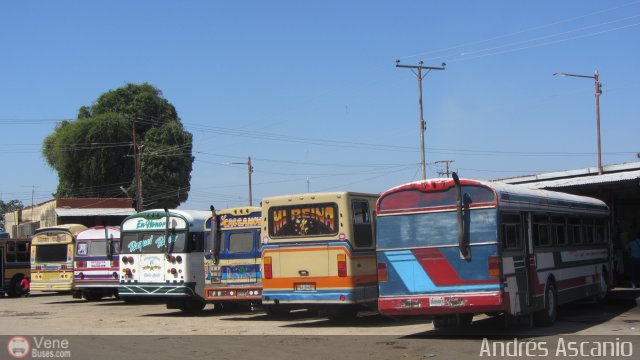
[1,289,639,359]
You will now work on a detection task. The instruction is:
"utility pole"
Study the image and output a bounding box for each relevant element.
[554,70,603,175]
[396,60,446,180]
[435,160,455,178]
[132,119,143,212]
[232,156,254,206]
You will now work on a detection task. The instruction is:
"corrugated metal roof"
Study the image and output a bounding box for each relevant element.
[496,170,640,189]
[55,208,135,217]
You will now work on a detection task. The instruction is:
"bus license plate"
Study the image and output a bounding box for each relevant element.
[429,296,445,307]
[294,283,316,291]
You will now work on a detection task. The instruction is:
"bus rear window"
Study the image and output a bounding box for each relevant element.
[379,185,495,211]
[35,244,68,263]
[269,203,338,237]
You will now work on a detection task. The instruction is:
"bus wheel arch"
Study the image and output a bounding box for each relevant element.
[534,277,557,326]
[7,274,29,298]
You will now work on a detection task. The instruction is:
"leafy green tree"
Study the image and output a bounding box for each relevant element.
[0,200,24,232]
[42,83,194,209]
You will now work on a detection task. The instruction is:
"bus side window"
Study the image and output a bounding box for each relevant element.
[191,233,205,252]
[595,219,607,243]
[568,217,582,245]
[6,241,17,262]
[583,219,595,244]
[17,241,30,262]
[533,215,551,247]
[352,200,373,248]
[501,214,521,250]
[552,216,567,246]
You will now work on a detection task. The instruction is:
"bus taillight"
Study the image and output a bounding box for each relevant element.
[377,262,388,282]
[76,261,85,268]
[264,256,273,279]
[337,254,347,277]
[113,260,119,268]
[127,256,134,264]
[488,256,501,277]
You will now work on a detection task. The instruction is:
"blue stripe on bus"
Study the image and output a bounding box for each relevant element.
[263,289,354,302]
[379,250,500,296]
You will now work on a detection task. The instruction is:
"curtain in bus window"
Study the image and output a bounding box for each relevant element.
[377,208,498,250]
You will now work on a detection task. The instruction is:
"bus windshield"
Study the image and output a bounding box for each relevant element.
[120,232,187,254]
[377,208,498,250]
[35,244,69,263]
[269,203,338,238]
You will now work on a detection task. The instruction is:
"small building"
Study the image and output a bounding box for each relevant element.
[4,198,135,238]
[496,161,640,283]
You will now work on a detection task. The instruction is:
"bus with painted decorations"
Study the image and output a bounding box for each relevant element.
[30,224,88,292]
[261,192,378,318]
[119,209,210,311]
[205,206,262,310]
[72,226,120,301]
[1,234,31,297]
[375,174,612,328]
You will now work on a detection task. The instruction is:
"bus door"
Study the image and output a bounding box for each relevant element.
[351,199,375,301]
[522,213,536,308]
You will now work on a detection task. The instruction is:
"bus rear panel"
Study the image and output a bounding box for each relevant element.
[205,207,263,304]
[261,192,378,313]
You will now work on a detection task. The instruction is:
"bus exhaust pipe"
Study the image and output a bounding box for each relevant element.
[209,205,220,264]
[452,172,471,261]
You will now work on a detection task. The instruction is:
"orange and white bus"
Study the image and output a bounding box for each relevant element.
[261,192,378,318]
[30,224,87,292]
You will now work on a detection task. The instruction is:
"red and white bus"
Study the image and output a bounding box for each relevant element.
[376,175,612,327]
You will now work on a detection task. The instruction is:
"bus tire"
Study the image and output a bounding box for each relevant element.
[327,306,359,321]
[534,281,557,326]
[432,316,452,329]
[266,305,290,317]
[457,313,473,326]
[7,274,28,298]
[83,291,103,302]
[180,299,206,313]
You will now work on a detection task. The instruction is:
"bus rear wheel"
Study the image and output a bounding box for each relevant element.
[179,299,206,313]
[534,281,557,326]
[7,275,28,298]
[83,291,103,302]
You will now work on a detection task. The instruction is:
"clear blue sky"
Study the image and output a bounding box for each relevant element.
[1,1,639,210]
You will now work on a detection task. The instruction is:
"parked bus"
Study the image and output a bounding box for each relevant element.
[1,235,31,297]
[376,175,612,327]
[73,226,120,301]
[119,209,210,311]
[205,206,262,310]
[30,224,88,292]
[261,192,378,318]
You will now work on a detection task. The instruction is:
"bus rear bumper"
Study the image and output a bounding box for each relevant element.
[205,285,262,301]
[378,291,507,316]
[30,282,74,292]
[118,282,197,298]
